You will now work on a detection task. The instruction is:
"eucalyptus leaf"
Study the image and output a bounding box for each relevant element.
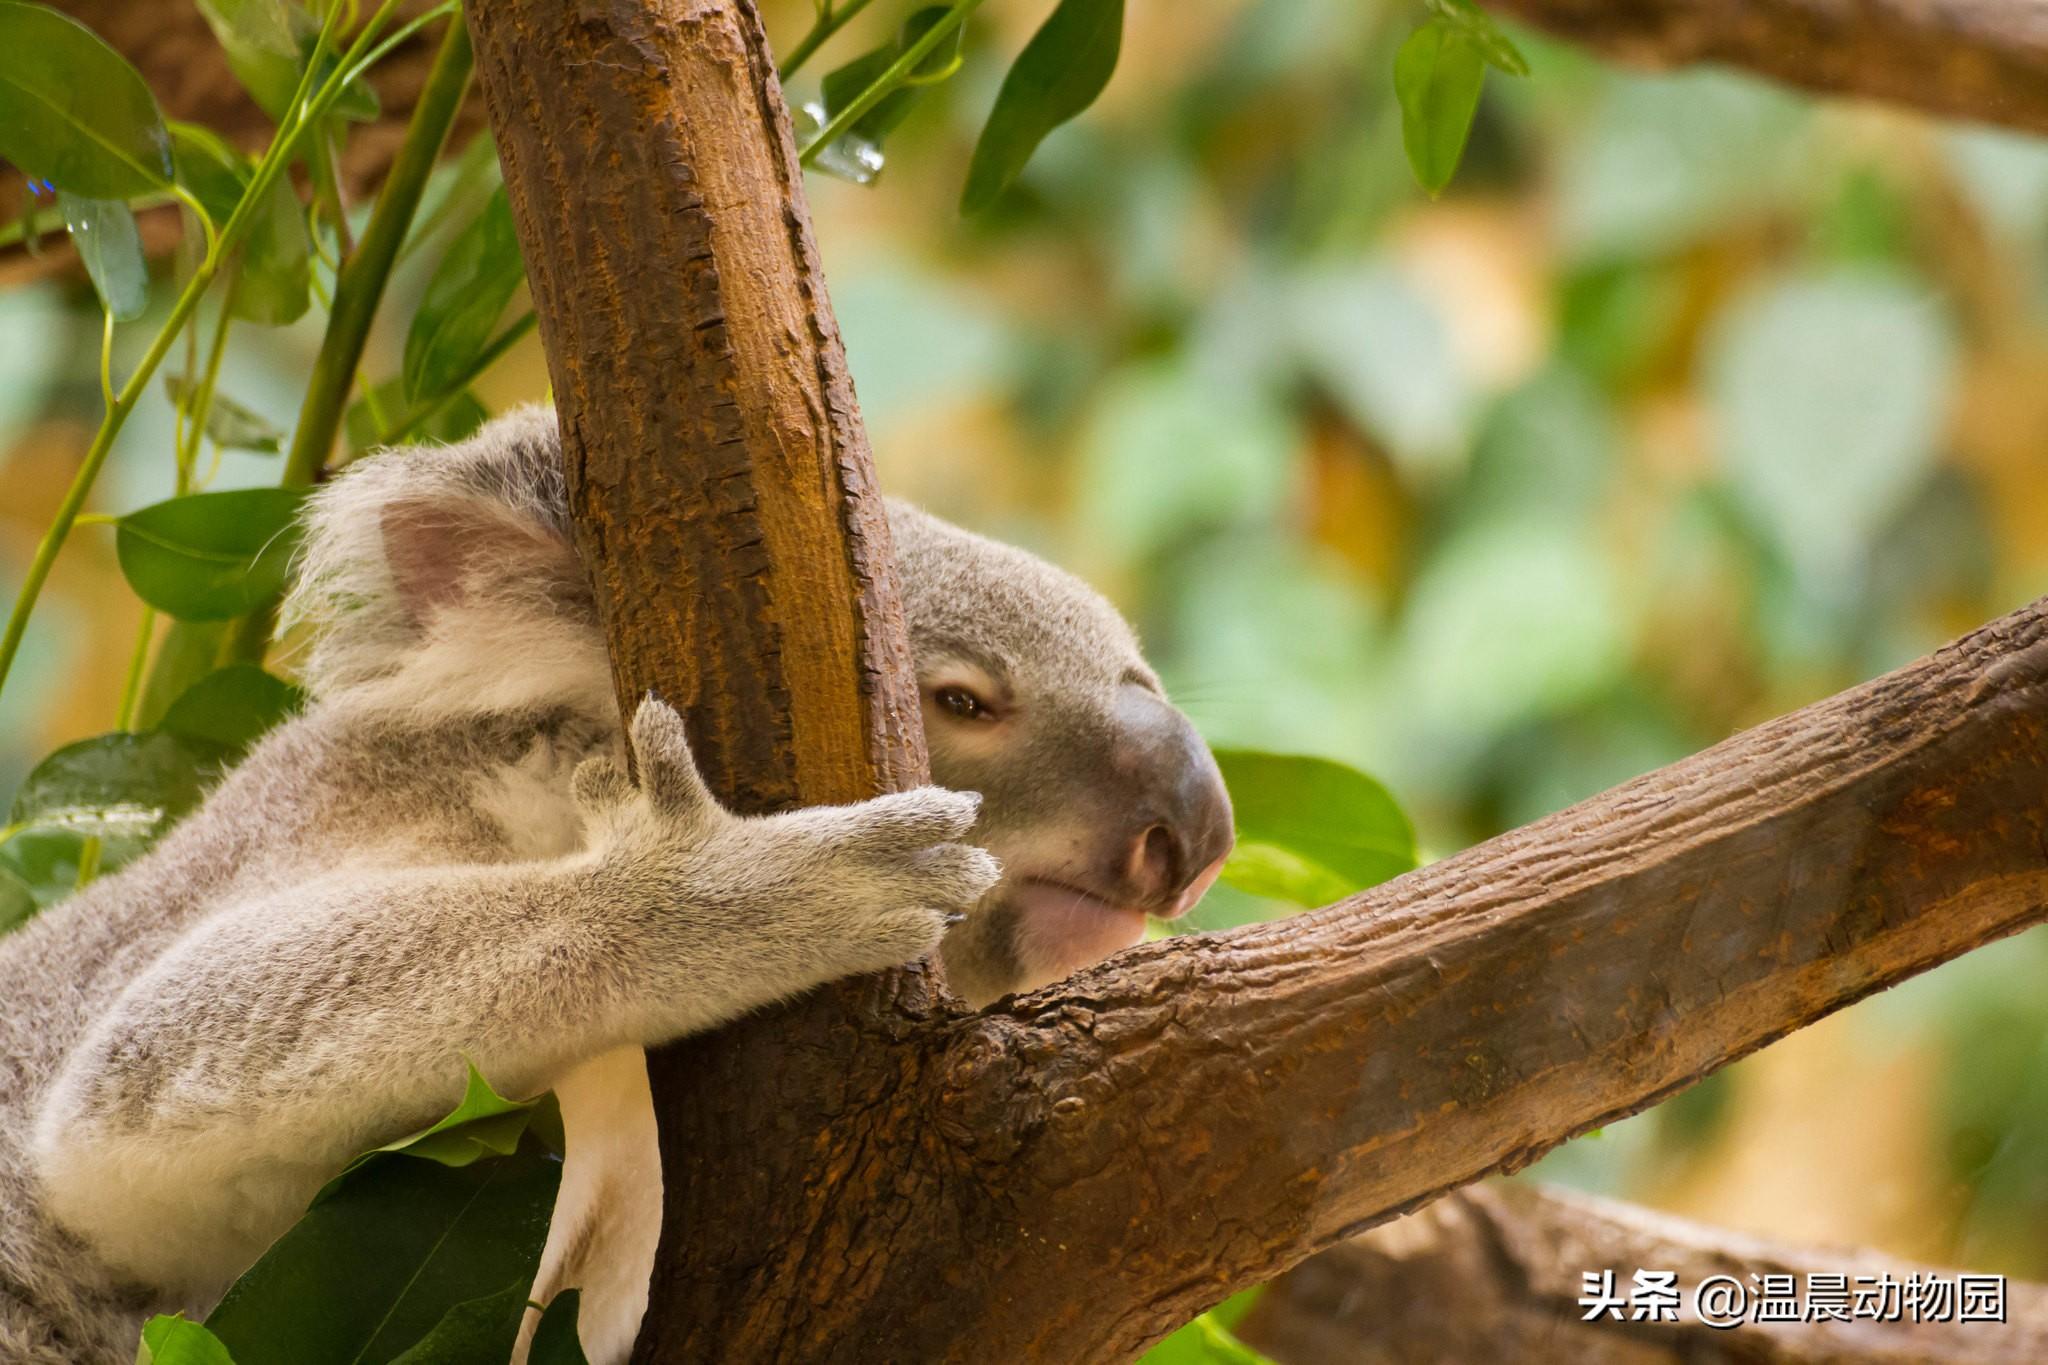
[0,2,173,198]
[1423,0,1529,76]
[1211,749,1415,907]
[960,0,1124,213]
[821,6,960,146]
[197,0,377,124]
[346,379,490,452]
[134,621,230,731]
[169,122,248,226]
[166,121,313,324]
[163,377,285,454]
[386,1281,530,1365]
[528,1291,591,1365]
[353,1061,543,1173]
[232,160,312,325]
[0,826,92,914]
[56,191,147,321]
[160,665,304,754]
[205,1134,560,1364]
[138,1314,238,1365]
[1136,1291,1275,1365]
[9,731,221,848]
[404,188,524,405]
[1394,20,1485,197]
[204,0,300,120]
[0,866,35,936]
[115,487,308,622]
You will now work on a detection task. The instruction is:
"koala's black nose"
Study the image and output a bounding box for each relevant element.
[1113,686,1235,913]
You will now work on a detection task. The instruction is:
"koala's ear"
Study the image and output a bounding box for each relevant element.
[379,496,585,624]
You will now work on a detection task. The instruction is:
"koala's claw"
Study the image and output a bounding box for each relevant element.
[629,695,716,817]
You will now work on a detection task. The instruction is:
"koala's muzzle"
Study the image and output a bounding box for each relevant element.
[1103,684,1233,917]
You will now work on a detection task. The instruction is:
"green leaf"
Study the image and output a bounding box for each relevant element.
[205,1134,560,1364]
[114,487,308,621]
[166,122,313,324]
[231,163,311,325]
[134,620,230,731]
[346,379,489,453]
[0,866,36,936]
[160,665,304,754]
[1394,20,1486,197]
[56,191,148,321]
[138,1314,238,1365]
[163,377,285,454]
[960,0,1124,214]
[169,123,248,226]
[356,1061,544,1173]
[1424,0,1529,76]
[9,731,221,847]
[821,6,961,145]
[528,1291,591,1365]
[1210,749,1415,908]
[386,1281,530,1365]
[0,2,173,198]
[403,188,524,405]
[194,0,298,101]
[195,0,376,124]
[1137,1294,1276,1365]
[0,826,92,916]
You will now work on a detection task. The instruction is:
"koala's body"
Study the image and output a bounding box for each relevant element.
[0,408,1231,1364]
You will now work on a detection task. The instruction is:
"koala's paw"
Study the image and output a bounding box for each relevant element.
[789,785,1002,972]
[609,697,999,978]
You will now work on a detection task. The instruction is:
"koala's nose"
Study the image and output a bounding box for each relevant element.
[1124,797,1233,913]
[1115,717,1235,913]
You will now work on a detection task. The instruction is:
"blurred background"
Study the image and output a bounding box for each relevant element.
[4,0,2046,1280]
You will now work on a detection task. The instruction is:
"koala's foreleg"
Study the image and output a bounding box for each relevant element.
[32,700,995,1298]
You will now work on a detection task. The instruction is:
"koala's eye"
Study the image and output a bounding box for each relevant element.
[934,685,993,721]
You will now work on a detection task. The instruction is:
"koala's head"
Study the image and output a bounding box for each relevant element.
[887,501,1234,1006]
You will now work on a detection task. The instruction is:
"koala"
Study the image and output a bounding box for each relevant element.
[0,406,1233,1364]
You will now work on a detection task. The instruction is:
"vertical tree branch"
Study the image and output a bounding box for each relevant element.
[466,0,919,811]
[463,1,932,1358]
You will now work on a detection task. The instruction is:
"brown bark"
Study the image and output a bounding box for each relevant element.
[457,0,2048,1354]
[1241,1181,2048,1363]
[1484,0,2048,136]
[464,0,918,808]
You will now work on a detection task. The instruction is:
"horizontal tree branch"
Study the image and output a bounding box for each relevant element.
[1240,1181,2048,1363]
[692,596,2048,1361]
[1485,0,2048,136]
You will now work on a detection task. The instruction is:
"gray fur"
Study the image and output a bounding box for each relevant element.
[0,406,1226,1362]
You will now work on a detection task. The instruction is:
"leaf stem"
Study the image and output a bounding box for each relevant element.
[98,311,115,409]
[798,0,985,166]
[780,0,877,79]
[116,608,156,730]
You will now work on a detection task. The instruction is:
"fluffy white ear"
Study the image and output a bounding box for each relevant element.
[379,497,585,625]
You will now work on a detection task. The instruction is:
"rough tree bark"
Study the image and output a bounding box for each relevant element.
[1242,1182,2048,1363]
[456,0,2048,1359]
[1483,0,2048,135]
